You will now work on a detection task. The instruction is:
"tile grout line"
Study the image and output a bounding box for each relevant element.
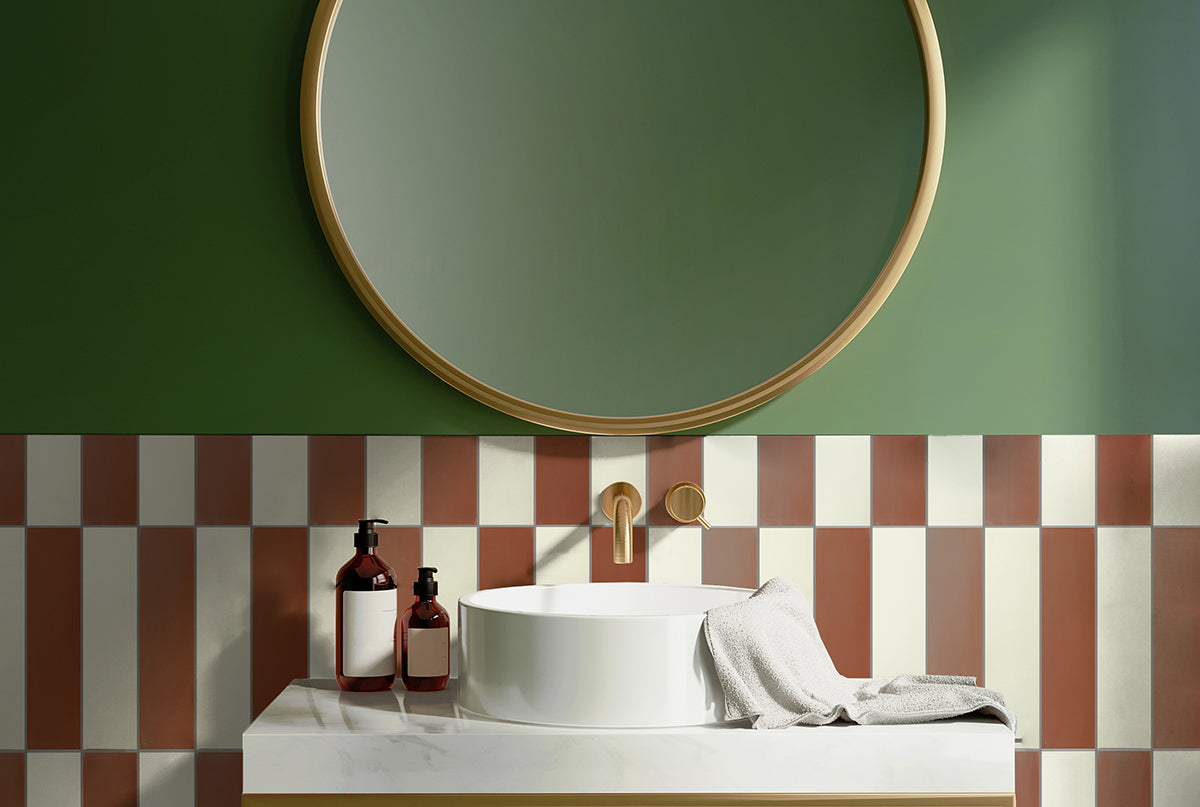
[192,436,199,804]
[1149,435,1156,798]
[1093,435,1099,802]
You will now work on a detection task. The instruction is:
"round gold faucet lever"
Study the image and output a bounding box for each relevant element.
[665,481,712,528]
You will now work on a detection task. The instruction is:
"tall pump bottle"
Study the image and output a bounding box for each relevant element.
[335,518,398,692]
[400,567,450,691]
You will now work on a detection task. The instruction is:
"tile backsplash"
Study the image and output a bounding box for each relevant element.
[1,434,1198,807]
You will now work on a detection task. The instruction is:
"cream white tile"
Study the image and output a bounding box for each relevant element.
[534,526,590,585]
[871,527,926,679]
[0,528,24,749]
[1155,750,1200,807]
[27,752,81,807]
[26,434,80,526]
[758,527,814,605]
[927,436,983,526]
[478,437,535,525]
[253,436,308,526]
[139,751,195,807]
[82,527,138,749]
[1096,527,1152,748]
[308,527,350,680]
[1041,435,1096,526]
[366,436,421,525]
[196,527,252,748]
[421,527,477,678]
[702,435,757,527]
[814,436,870,526]
[1154,435,1200,525]
[138,435,195,525]
[1041,751,1095,807]
[590,437,647,526]
[647,526,702,585]
[984,527,1041,748]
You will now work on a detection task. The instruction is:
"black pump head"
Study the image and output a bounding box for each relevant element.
[354,518,389,548]
[414,566,438,596]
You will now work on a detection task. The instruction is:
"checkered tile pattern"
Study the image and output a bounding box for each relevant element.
[1,434,1199,806]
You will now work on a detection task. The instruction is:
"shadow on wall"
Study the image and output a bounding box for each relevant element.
[917,0,1200,432]
[1108,1,1200,425]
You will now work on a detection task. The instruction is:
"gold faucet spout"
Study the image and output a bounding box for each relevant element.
[600,482,642,565]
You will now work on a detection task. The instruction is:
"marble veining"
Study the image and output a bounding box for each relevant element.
[243,679,1015,795]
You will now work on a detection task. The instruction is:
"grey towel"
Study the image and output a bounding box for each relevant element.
[703,577,1016,731]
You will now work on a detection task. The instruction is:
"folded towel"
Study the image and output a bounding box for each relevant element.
[703,577,1016,731]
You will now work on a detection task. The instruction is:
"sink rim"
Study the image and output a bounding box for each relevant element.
[459,581,754,619]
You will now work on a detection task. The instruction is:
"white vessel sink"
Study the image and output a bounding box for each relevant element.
[457,582,753,728]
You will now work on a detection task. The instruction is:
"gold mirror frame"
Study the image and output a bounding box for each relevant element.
[300,0,945,436]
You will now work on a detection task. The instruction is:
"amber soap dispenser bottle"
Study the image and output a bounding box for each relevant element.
[400,567,450,691]
[335,518,398,692]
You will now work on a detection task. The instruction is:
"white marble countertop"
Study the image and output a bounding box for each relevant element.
[243,679,1014,795]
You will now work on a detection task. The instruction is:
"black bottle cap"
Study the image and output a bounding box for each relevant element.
[414,566,438,596]
[354,518,389,548]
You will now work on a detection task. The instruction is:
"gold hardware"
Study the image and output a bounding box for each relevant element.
[600,482,642,564]
[665,482,712,529]
[241,791,1016,806]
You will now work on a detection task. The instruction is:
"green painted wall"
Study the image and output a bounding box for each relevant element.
[3,0,1198,435]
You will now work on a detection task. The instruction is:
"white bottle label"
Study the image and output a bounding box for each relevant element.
[342,589,397,678]
[407,627,449,677]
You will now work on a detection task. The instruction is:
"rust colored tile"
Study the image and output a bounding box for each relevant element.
[1097,750,1151,807]
[1153,527,1200,747]
[0,753,24,807]
[647,436,703,526]
[197,750,242,807]
[1097,435,1152,526]
[82,435,138,526]
[1040,527,1096,748]
[479,527,536,589]
[309,436,366,525]
[0,435,25,525]
[139,527,195,749]
[252,527,309,717]
[1015,750,1039,807]
[985,436,1040,526]
[702,528,759,589]
[590,525,646,582]
[872,436,927,526]
[26,527,81,749]
[536,436,590,525]
[422,436,477,525]
[196,436,252,526]
[814,528,871,678]
[378,526,422,585]
[926,528,984,683]
[758,436,814,527]
[82,751,137,807]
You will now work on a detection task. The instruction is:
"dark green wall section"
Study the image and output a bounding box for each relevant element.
[3,0,1199,435]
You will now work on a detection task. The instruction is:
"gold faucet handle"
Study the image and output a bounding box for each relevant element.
[665,481,712,529]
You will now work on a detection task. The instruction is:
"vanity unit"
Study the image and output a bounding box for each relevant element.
[242,679,1015,806]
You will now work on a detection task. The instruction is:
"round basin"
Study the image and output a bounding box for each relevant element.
[457,582,753,728]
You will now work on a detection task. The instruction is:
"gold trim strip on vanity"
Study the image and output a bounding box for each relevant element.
[242,794,1015,807]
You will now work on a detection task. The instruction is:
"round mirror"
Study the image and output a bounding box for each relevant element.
[301,0,944,434]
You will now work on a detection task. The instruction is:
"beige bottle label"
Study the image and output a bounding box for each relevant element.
[407,627,449,677]
[342,589,397,677]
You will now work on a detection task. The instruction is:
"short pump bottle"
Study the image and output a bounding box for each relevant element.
[400,567,450,691]
[335,518,398,692]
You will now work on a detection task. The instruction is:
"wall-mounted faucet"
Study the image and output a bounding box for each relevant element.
[600,482,642,564]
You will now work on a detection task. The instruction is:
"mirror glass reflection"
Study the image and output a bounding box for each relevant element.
[315,0,928,421]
